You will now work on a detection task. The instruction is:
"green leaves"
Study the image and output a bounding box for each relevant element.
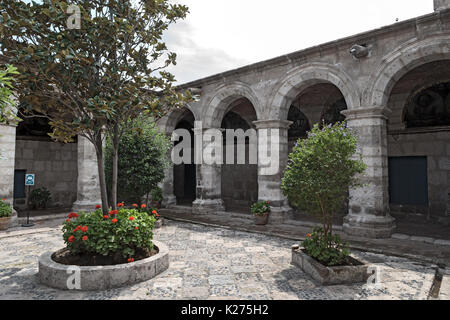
[62,208,156,259]
[281,122,366,233]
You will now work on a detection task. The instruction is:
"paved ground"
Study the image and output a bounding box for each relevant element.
[161,209,450,266]
[0,220,447,300]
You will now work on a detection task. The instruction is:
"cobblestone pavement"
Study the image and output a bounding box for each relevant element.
[0,220,446,300]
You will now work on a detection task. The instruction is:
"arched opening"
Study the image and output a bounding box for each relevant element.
[173,109,197,206]
[220,98,258,213]
[13,109,78,212]
[386,59,450,236]
[286,83,349,222]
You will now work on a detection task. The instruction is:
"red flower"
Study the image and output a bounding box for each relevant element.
[129,216,134,221]
[141,204,147,208]
[81,226,88,232]
[112,218,118,224]
[128,258,135,263]
[132,204,138,208]
[73,226,82,232]
[135,227,139,230]
[95,205,101,209]
[65,219,70,223]
[152,210,157,215]
[1,198,6,201]
[68,235,75,243]
[68,212,79,219]
[109,210,118,216]
[82,236,88,241]
[117,202,124,208]
[103,215,109,219]
[306,233,312,238]
[156,213,159,217]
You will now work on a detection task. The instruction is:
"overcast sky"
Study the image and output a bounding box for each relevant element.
[164,0,434,85]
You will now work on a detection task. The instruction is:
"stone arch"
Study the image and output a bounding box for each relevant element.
[203,82,262,128]
[363,35,450,107]
[268,63,360,121]
[158,104,198,135]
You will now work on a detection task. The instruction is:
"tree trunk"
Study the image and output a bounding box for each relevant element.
[94,135,109,215]
[111,123,119,210]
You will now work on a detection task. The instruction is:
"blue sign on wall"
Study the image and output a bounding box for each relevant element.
[25,174,35,186]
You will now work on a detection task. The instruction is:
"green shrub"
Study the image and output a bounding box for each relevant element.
[29,187,52,209]
[282,122,366,265]
[303,227,350,266]
[151,187,163,202]
[251,201,271,216]
[0,199,12,218]
[62,207,155,259]
[105,119,171,204]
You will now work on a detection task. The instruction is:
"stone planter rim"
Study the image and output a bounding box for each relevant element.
[38,240,169,290]
[292,247,369,285]
[41,240,168,271]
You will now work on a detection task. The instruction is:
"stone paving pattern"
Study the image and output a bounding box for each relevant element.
[0,220,447,300]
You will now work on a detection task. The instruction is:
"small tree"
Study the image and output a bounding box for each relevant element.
[281,122,366,265]
[105,118,171,205]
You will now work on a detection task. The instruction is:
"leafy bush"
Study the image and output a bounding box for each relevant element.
[62,207,155,260]
[29,187,52,209]
[303,228,350,266]
[282,122,366,265]
[105,119,171,204]
[0,199,12,218]
[151,187,163,203]
[251,201,271,216]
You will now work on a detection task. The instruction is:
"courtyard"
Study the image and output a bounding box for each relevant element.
[0,219,448,300]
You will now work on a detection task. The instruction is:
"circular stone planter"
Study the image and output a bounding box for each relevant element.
[38,241,169,291]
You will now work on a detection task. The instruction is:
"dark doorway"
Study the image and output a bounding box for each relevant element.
[173,113,196,206]
[13,169,26,199]
[389,156,429,206]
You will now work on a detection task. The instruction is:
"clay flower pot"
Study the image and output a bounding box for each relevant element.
[0,216,11,231]
[254,212,269,225]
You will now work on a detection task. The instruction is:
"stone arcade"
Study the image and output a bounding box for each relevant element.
[1,1,449,239]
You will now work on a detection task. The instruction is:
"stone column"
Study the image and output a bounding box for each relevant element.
[161,159,176,208]
[342,107,396,238]
[0,123,18,227]
[253,120,292,224]
[72,136,102,212]
[192,127,225,215]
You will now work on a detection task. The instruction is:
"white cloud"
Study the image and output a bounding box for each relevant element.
[165,0,434,84]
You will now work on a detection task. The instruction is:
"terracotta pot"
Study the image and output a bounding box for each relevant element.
[254,213,269,225]
[0,216,11,231]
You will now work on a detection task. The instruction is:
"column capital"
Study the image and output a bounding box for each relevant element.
[342,107,392,120]
[253,120,292,130]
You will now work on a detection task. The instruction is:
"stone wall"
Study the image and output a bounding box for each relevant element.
[14,139,77,208]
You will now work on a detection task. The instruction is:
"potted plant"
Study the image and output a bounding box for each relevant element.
[0,198,12,230]
[282,122,368,285]
[29,187,52,210]
[151,187,163,209]
[251,201,271,225]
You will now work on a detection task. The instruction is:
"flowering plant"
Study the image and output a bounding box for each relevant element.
[62,205,155,261]
[250,201,271,216]
[0,198,12,218]
[302,227,350,266]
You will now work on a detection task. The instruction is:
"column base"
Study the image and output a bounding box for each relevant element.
[162,195,177,208]
[343,214,396,239]
[192,199,225,215]
[269,206,293,225]
[72,200,100,213]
